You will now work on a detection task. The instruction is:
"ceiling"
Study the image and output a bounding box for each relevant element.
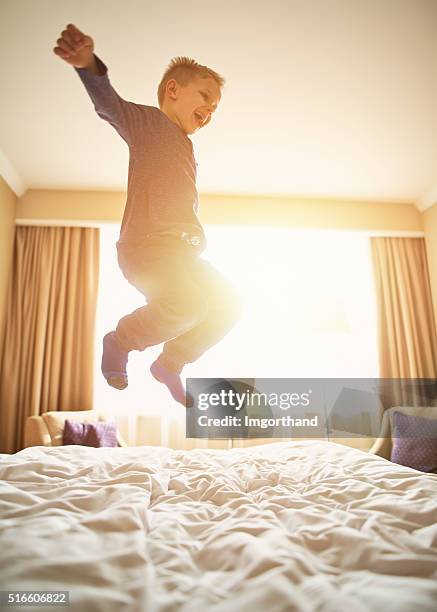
[1,0,437,210]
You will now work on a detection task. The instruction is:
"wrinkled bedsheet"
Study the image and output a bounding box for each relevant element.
[1,441,436,612]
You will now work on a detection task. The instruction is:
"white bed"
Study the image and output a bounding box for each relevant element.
[1,441,436,611]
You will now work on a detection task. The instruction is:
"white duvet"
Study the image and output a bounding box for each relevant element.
[0,441,436,612]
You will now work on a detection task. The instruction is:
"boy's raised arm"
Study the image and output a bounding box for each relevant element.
[53,23,143,149]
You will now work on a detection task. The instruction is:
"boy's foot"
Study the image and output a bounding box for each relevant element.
[150,360,194,407]
[102,331,129,390]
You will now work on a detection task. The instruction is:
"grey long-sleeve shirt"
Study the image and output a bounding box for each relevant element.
[74,54,206,258]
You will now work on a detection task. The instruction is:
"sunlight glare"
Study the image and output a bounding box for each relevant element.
[93,225,379,422]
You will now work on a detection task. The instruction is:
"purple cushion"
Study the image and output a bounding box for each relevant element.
[390,411,437,473]
[62,419,118,448]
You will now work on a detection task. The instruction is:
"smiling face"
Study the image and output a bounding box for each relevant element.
[161,75,222,135]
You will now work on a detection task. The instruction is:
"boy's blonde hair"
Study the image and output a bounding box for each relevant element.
[157,57,225,108]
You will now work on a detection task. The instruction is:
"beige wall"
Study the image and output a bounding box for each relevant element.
[16,190,124,225]
[17,189,423,232]
[0,176,17,347]
[423,203,437,328]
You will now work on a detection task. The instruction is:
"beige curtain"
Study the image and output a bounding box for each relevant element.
[371,237,437,407]
[0,226,100,453]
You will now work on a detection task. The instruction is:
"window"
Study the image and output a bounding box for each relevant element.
[93,225,379,419]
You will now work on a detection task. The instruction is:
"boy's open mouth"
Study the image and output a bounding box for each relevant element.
[193,111,205,126]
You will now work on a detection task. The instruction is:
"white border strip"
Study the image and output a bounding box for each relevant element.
[14,219,425,237]
[15,219,114,228]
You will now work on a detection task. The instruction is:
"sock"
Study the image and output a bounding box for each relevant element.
[102,331,129,390]
[150,360,194,408]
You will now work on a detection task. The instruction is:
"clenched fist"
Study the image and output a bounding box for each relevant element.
[53,24,94,69]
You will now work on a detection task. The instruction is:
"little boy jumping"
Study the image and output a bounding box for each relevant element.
[53,24,241,407]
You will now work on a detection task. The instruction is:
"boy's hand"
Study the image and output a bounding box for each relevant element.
[53,24,94,69]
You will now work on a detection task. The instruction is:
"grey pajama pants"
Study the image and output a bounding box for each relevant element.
[114,236,242,373]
